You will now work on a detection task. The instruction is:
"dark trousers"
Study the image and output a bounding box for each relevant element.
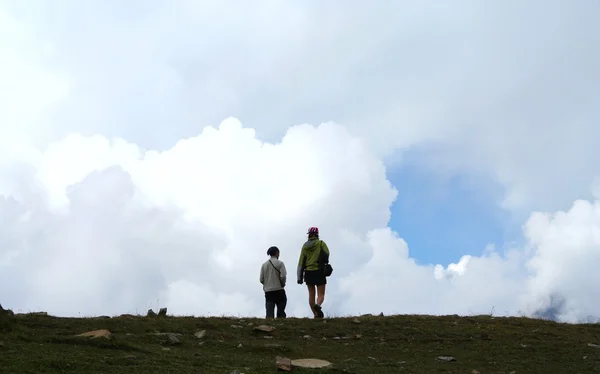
[265,289,287,318]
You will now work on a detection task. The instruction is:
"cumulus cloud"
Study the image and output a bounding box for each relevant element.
[2,0,599,212]
[0,117,598,323]
[1,1,600,322]
[0,118,400,317]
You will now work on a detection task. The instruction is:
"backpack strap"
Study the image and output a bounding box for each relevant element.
[317,240,325,270]
[269,260,284,288]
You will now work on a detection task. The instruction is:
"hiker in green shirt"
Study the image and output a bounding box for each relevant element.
[297,227,332,318]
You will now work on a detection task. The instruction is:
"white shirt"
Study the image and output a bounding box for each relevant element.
[260,256,287,292]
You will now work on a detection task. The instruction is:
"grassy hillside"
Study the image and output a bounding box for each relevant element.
[1,309,600,373]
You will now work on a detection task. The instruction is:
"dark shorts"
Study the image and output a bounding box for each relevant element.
[304,270,326,286]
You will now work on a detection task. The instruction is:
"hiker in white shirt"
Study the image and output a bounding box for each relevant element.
[259,246,287,318]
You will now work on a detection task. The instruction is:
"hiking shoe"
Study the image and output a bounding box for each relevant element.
[314,304,324,318]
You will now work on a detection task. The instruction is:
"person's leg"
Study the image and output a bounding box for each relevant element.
[306,284,317,317]
[313,275,327,318]
[265,292,275,319]
[316,284,326,307]
[276,290,287,318]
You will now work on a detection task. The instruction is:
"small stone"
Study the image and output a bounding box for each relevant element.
[163,333,180,346]
[588,343,600,348]
[472,370,481,374]
[436,356,456,362]
[77,329,113,340]
[161,347,170,351]
[198,341,205,346]
[352,318,361,324]
[355,334,362,339]
[276,356,293,371]
[230,370,241,374]
[194,330,206,339]
[231,324,243,329]
[322,337,327,341]
[368,356,378,361]
[247,322,254,326]
[158,307,167,317]
[303,335,311,339]
[153,332,182,337]
[237,343,243,348]
[291,358,332,369]
[254,325,276,333]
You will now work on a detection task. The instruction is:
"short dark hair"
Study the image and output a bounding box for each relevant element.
[267,246,279,256]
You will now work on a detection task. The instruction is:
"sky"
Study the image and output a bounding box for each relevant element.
[1,0,600,323]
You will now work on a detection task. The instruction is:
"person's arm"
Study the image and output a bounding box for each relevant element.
[259,263,265,284]
[297,249,305,284]
[321,241,330,263]
[280,261,287,287]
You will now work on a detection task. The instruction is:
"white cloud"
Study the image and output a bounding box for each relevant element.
[2,1,599,213]
[0,117,598,323]
[0,118,400,317]
[1,1,600,322]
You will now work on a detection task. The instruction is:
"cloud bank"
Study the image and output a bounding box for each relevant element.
[1,1,600,322]
[0,118,598,323]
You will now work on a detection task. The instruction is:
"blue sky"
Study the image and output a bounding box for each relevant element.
[387,158,519,265]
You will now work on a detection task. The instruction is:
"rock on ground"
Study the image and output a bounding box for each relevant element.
[254,325,276,333]
[163,333,181,346]
[277,356,333,370]
[436,356,456,362]
[153,332,183,337]
[291,358,333,369]
[194,330,206,339]
[77,329,113,339]
[0,304,14,316]
[276,356,292,371]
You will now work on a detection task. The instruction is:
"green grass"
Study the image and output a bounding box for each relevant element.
[1,311,600,373]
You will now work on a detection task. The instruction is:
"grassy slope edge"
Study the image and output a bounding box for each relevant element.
[1,312,599,373]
